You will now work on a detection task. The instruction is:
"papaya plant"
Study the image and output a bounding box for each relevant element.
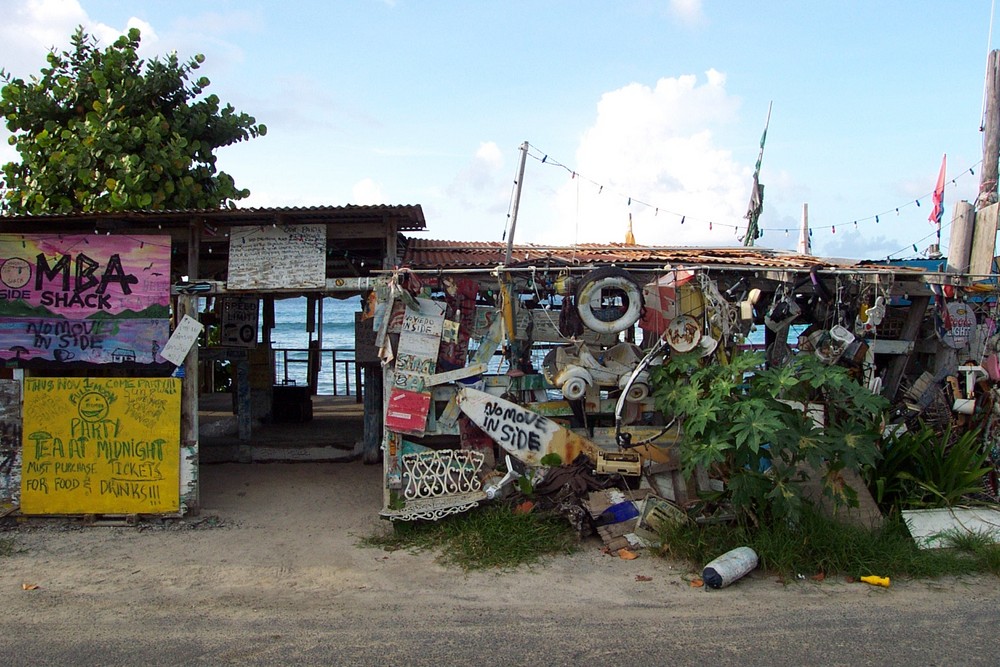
[0,26,266,215]
[650,349,888,524]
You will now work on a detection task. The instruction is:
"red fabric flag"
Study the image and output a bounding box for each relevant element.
[929,154,946,226]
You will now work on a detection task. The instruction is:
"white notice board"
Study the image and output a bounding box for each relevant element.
[227,225,327,290]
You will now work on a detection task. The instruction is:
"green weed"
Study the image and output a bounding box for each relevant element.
[654,506,1000,579]
[361,504,578,571]
[866,422,992,512]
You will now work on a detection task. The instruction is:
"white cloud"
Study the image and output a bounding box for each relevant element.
[446,141,508,207]
[532,71,752,246]
[669,0,705,24]
[351,178,386,204]
[0,0,149,76]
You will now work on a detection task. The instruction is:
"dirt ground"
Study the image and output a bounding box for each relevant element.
[2,461,1000,666]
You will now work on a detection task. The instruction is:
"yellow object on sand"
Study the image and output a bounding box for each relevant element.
[860,575,890,588]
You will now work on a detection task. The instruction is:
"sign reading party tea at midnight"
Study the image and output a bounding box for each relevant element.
[20,377,181,514]
[0,235,171,365]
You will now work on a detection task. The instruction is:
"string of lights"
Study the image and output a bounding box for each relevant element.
[523,141,983,257]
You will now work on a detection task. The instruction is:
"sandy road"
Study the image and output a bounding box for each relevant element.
[1,462,998,666]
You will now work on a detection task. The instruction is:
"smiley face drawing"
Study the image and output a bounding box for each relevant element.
[1,257,31,288]
[77,391,110,422]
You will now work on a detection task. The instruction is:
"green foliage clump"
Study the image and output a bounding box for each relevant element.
[651,349,888,524]
[362,505,578,571]
[656,505,1000,579]
[866,421,992,512]
[1,26,266,214]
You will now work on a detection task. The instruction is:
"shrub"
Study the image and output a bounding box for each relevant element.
[651,349,888,525]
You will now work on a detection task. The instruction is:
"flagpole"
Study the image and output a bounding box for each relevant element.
[743,101,772,247]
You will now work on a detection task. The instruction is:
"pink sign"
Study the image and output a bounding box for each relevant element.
[0,234,171,366]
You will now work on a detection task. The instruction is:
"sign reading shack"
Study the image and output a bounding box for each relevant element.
[20,377,181,514]
[0,234,171,366]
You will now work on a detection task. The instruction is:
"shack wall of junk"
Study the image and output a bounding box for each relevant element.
[369,260,1000,534]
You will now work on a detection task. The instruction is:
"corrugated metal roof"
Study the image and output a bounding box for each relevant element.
[402,239,896,272]
[0,204,426,231]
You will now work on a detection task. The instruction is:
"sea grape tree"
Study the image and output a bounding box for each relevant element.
[0,26,266,215]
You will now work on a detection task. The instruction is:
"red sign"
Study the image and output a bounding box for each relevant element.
[385,388,431,435]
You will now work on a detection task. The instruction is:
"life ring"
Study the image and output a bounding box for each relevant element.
[575,267,643,334]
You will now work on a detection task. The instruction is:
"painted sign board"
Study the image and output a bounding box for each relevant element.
[0,379,21,507]
[20,377,181,514]
[456,386,603,466]
[0,234,171,366]
[940,301,977,349]
[394,298,446,392]
[385,388,432,435]
[221,297,259,347]
[227,225,327,290]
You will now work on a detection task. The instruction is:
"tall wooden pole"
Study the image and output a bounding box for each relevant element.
[978,49,1000,210]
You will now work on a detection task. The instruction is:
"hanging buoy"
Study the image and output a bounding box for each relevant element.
[575,267,643,334]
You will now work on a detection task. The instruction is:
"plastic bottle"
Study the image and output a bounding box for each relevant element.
[860,575,890,588]
[701,546,759,589]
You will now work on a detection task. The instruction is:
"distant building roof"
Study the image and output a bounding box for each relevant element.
[0,204,426,232]
[402,238,906,273]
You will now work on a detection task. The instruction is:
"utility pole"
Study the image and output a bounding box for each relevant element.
[504,141,529,265]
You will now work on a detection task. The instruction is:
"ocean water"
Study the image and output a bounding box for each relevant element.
[269,296,363,394]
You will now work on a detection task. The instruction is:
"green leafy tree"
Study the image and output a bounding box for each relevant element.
[651,349,888,524]
[0,26,266,214]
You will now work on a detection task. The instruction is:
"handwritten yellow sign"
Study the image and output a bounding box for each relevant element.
[20,377,180,514]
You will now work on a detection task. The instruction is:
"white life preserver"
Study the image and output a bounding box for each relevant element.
[575,267,643,334]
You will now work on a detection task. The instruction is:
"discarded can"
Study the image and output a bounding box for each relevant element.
[701,546,759,589]
[860,575,890,588]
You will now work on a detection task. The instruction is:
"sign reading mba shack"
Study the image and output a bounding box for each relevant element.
[0,235,171,367]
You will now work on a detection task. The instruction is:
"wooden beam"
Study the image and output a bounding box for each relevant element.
[177,294,200,514]
[882,295,930,400]
[970,202,999,278]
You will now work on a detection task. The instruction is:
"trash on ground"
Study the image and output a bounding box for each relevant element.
[702,546,759,589]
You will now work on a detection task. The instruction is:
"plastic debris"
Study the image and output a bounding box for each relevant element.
[860,575,890,588]
[702,546,759,589]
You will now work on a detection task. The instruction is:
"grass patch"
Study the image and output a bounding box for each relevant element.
[361,504,579,571]
[655,506,1000,580]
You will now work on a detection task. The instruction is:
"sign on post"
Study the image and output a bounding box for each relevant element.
[221,297,259,347]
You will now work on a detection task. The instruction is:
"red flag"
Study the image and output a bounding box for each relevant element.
[929,154,946,226]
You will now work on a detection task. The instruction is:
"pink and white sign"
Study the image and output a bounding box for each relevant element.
[0,235,171,365]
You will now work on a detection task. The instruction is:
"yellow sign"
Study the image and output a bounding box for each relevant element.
[20,377,181,514]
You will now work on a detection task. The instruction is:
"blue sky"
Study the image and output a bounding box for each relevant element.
[0,0,995,260]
